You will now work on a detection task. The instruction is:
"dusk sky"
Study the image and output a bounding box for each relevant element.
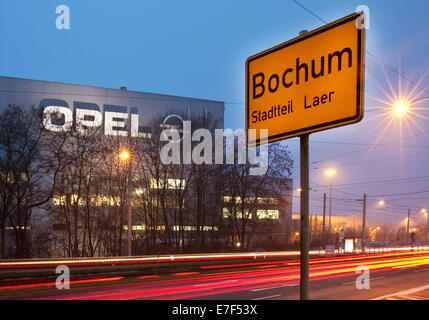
[1,0,429,226]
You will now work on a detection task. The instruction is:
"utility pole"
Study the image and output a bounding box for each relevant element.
[362,193,367,253]
[407,209,410,244]
[353,213,355,236]
[328,179,332,240]
[322,193,326,248]
[385,225,389,245]
[425,213,428,244]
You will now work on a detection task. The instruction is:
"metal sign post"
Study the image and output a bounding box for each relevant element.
[300,133,310,300]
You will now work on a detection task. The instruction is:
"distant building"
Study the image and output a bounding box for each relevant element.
[222,177,293,250]
[292,213,367,234]
[290,213,369,246]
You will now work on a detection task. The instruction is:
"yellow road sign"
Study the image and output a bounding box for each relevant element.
[246,13,365,146]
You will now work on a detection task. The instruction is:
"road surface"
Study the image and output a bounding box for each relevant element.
[4,250,429,300]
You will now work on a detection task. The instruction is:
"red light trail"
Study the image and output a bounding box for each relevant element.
[18,250,429,300]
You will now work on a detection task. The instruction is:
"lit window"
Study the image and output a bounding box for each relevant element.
[123,225,165,231]
[222,208,252,219]
[150,178,186,189]
[223,207,231,218]
[6,226,30,230]
[134,188,145,195]
[222,196,278,204]
[53,195,66,206]
[223,196,232,202]
[257,209,279,219]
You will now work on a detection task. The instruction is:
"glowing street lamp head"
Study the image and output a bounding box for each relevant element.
[393,101,409,115]
[119,150,130,160]
[326,168,336,177]
[297,187,302,192]
[378,200,385,206]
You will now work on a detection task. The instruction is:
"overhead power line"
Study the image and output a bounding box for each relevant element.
[366,189,429,198]
[290,0,429,97]
[291,130,429,170]
[333,175,429,187]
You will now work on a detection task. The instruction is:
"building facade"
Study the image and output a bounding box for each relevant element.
[0,76,293,258]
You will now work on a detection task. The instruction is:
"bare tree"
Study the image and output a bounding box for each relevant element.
[0,105,68,258]
[51,126,106,257]
[132,119,192,254]
[222,141,293,251]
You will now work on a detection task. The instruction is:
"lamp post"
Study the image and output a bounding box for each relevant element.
[377,199,386,245]
[325,169,336,243]
[421,209,428,244]
[119,150,132,256]
[406,210,410,245]
[425,212,428,244]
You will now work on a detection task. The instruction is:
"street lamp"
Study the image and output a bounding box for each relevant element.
[325,168,336,239]
[119,149,132,256]
[393,101,409,116]
[119,150,130,161]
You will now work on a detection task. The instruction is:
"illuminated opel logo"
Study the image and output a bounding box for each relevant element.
[160,114,184,142]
